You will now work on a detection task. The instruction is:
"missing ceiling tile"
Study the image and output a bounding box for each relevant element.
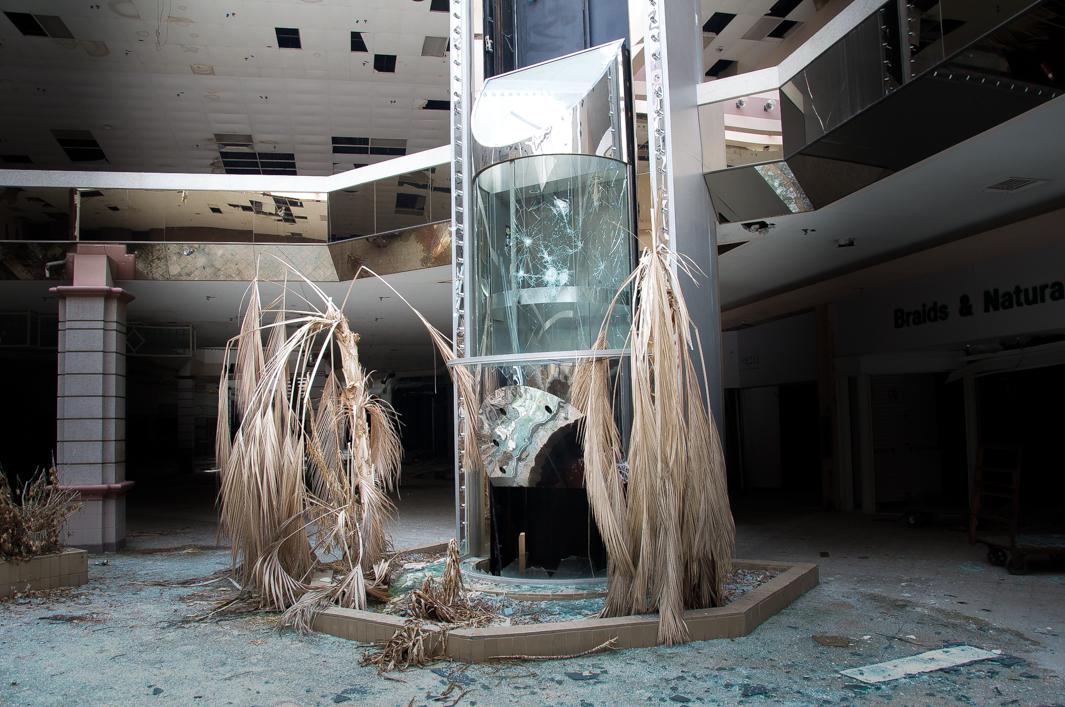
[190,63,215,75]
[275,27,301,49]
[705,59,736,78]
[4,12,46,36]
[767,0,803,18]
[703,12,735,35]
[51,129,107,162]
[421,35,448,57]
[373,53,397,72]
[743,17,781,40]
[35,15,74,39]
[351,31,367,52]
[768,19,800,39]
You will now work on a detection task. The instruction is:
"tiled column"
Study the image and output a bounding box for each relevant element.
[52,253,133,552]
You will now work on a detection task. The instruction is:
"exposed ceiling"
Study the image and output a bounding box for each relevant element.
[0,0,450,175]
[699,0,835,79]
[717,94,1065,310]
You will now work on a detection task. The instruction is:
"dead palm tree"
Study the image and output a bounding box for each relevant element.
[574,215,735,645]
[215,260,482,629]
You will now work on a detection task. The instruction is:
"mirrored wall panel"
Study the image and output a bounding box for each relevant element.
[78,189,328,242]
[0,187,74,241]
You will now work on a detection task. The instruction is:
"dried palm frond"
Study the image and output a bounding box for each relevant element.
[361,618,441,673]
[218,259,487,632]
[575,219,735,645]
[397,539,493,627]
[572,327,634,618]
[217,261,402,620]
[440,538,464,605]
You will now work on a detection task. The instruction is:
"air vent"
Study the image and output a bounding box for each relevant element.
[209,206,222,214]
[742,17,781,40]
[373,54,397,72]
[275,27,301,49]
[986,177,1046,192]
[51,129,106,162]
[351,31,367,52]
[703,12,735,35]
[421,36,448,57]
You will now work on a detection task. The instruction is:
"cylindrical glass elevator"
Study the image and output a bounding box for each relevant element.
[464,41,635,577]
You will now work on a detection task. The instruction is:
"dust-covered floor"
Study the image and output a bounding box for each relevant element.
[2,477,1063,706]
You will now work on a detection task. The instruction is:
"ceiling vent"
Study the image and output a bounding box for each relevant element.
[986,177,1046,192]
[421,36,448,57]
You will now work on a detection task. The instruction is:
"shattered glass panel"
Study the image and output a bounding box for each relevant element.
[754,162,813,214]
[471,154,632,356]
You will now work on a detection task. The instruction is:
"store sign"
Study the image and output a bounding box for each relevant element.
[836,230,1065,356]
[893,278,1065,329]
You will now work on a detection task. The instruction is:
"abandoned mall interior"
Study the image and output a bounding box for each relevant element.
[1,0,1064,703]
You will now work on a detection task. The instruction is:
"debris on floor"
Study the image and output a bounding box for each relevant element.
[812,634,855,648]
[840,645,999,684]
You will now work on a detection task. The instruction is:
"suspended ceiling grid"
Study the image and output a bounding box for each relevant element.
[0,0,450,175]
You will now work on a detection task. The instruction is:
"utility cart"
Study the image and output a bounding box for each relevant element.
[969,444,1065,573]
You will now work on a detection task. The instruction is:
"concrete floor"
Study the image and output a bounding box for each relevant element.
[2,475,1063,705]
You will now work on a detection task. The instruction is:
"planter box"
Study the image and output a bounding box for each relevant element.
[313,558,819,661]
[0,549,89,598]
